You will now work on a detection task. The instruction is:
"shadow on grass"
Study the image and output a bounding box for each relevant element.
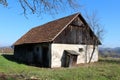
[1,54,46,67]
[1,54,24,64]
[99,58,120,64]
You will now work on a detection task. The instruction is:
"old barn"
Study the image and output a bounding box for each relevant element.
[14,13,101,68]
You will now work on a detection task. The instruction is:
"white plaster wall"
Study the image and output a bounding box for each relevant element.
[51,43,98,68]
[86,45,98,63]
[77,45,98,63]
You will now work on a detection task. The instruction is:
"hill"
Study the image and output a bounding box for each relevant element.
[99,47,120,58]
[0,47,13,53]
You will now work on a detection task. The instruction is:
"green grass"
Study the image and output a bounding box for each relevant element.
[0,55,120,80]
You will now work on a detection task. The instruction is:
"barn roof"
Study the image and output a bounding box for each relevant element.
[14,13,101,45]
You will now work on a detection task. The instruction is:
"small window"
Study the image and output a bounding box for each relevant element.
[79,48,83,52]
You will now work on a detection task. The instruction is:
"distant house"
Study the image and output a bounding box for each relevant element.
[13,13,101,68]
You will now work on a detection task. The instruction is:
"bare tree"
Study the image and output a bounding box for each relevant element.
[0,0,80,16]
[0,0,8,6]
[85,11,104,63]
[0,0,103,63]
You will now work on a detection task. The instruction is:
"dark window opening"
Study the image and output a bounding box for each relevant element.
[79,48,83,52]
[36,47,39,52]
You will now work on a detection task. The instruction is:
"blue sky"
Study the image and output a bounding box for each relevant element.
[0,0,120,48]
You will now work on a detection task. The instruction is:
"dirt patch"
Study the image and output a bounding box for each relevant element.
[0,72,40,80]
[0,72,24,80]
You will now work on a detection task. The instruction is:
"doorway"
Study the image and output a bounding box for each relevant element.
[63,50,79,67]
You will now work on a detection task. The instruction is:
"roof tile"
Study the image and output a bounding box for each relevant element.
[14,13,79,45]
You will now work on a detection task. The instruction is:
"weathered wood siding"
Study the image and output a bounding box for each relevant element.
[14,44,34,64]
[14,43,51,67]
[53,17,96,45]
[54,25,82,44]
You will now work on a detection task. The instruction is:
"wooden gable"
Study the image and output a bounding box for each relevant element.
[53,16,101,45]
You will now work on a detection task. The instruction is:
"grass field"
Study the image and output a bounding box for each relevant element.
[0,54,120,80]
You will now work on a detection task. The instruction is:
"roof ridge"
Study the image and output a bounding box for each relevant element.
[32,13,80,29]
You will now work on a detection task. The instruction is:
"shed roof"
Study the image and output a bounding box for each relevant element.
[14,13,101,45]
[65,50,80,55]
[14,13,80,45]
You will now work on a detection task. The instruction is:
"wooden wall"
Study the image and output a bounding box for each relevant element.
[53,24,95,45]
